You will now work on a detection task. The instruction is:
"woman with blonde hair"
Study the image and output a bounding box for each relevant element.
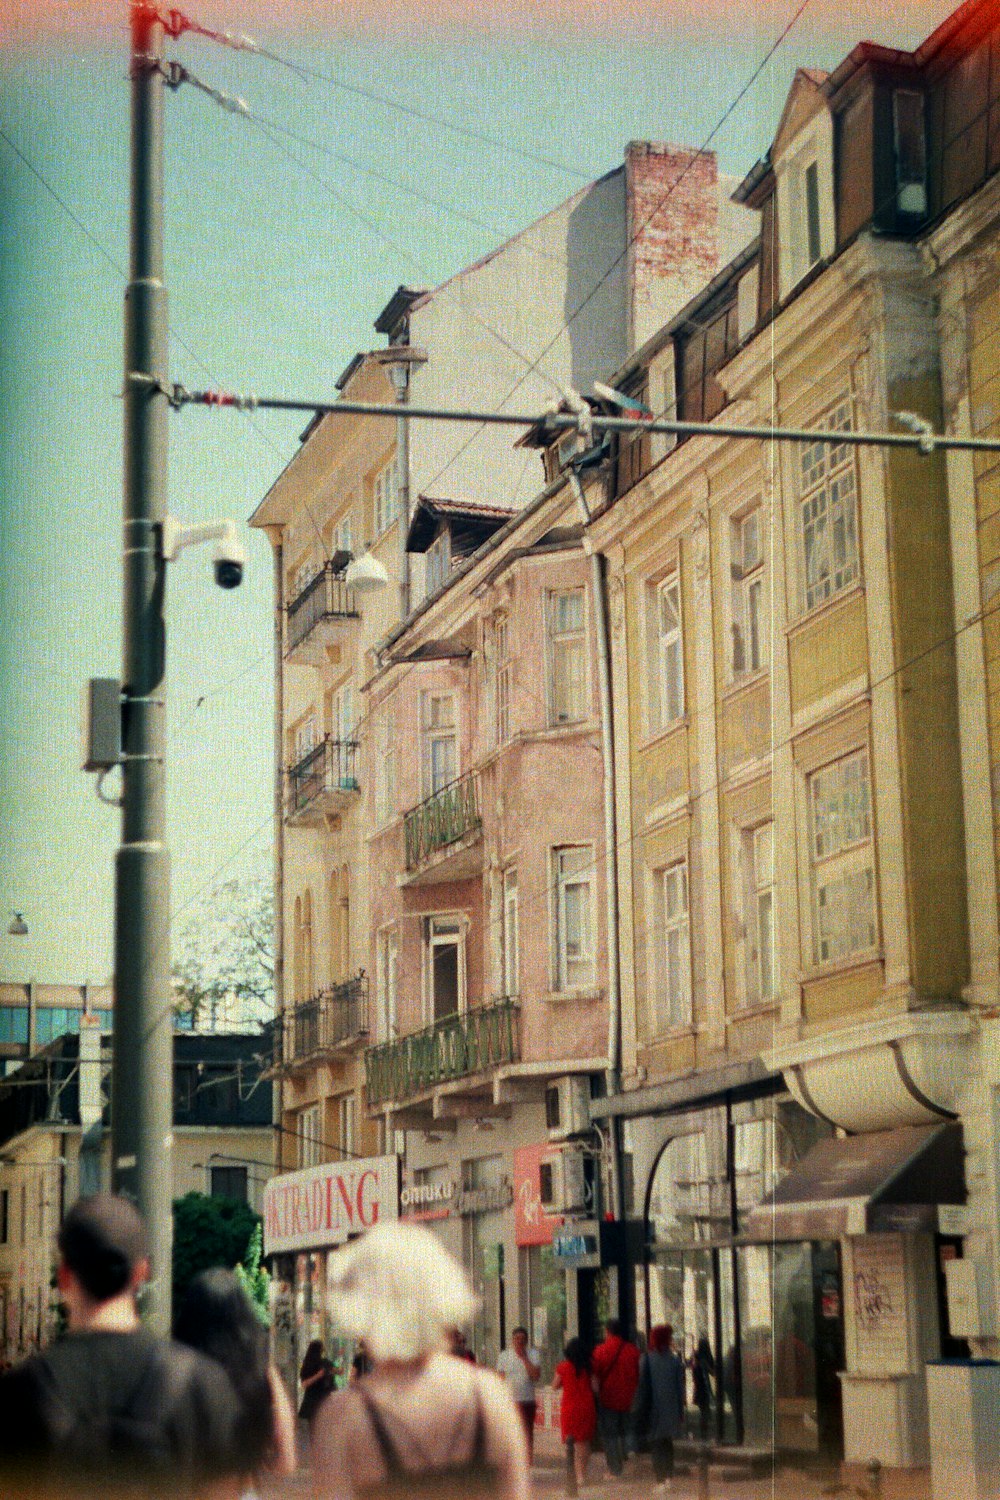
[310,1221,530,1500]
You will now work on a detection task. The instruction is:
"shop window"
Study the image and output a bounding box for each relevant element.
[646,573,684,732]
[653,859,691,1031]
[808,750,877,965]
[210,1165,248,1203]
[547,589,586,726]
[730,508,766,677]
[551,846,594,990]
[798,397,859,612]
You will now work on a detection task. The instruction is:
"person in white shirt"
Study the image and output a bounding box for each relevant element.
[496,1326,541,1463]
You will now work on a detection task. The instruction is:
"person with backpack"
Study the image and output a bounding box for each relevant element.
[590,1317,641,1477]
[310,1220,529,1500]
[0,1192,240,1499]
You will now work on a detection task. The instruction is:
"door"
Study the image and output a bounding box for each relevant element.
[812,1241,845,1457]
[427,916,463,1023]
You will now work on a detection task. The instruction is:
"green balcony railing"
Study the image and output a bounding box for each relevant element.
[403,770,481,870]
[277,974,370,1070]
[365,996,519,1106]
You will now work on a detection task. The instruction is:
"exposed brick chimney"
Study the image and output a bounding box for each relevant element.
[625,141,720,353]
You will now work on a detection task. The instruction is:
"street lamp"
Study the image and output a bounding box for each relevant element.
[345,548,390,592]
[7,913,28,936]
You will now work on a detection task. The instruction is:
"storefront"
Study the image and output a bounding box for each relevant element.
[262,1153,399,1398]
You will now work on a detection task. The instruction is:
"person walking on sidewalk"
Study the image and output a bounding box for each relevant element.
[590,1318,640,1477]
[552,1336,596,1498]
[497,1326,541,1463]
[633,1324,686,1494]
[0,1192,239,1500]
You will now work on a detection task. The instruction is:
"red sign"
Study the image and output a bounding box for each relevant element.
[514,1144,563,1246]
[263,1154,398,1255]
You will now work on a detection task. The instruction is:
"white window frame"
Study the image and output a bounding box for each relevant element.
[331,513,353,563]
[372,458,398,538]
[502,867,519,997]
[299,1104,322,1169]
[423,913,467,1024]
[547,589,587,727]
[654,858,691,1031]
[420,691,458,798]
[293,712,317,764]
[729,506,767,679]
[376,926,398,1042]
[495,616,512,745]
[646,572,684,732]
[551,846,595,991]
[808,749,877,966]
[736,822,774,1007]
[338,1094,356,1159]
[425,532,450,596]
[776,111,835,297]
[798,396,860,613]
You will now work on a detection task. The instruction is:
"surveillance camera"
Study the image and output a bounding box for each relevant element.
[213,534,246,590]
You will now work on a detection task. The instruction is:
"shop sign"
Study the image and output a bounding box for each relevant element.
[552,1220,600,1268]
[263,1154,399,1255]
[456,1179,513,1217]
[514,1144,564,1247]
[400,1179,455,1221]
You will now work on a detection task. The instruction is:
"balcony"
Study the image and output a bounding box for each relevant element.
[402,770,482,884]
[365,996,520,1107]
[286,561,359,666]
[274,975,370,1073]
[286,737,360,825]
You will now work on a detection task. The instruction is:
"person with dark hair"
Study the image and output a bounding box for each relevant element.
[590,1317,641,1477]
[632,1324,686,1495]
[552,1336,596,1498]
[0,1192,239,1499]
[175,1267,295,1496]
[298,1338,336,1427]
[497,1325,541,1463]
[690,1334,716,1441]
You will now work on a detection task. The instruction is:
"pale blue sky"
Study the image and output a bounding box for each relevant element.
[0,1,955,985]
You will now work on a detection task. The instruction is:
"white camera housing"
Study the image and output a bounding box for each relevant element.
[162,517,245,589]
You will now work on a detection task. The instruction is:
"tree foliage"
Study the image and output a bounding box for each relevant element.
[172,874,274,1027]
[235,1220,271,1326]
[172,1191,261,1310]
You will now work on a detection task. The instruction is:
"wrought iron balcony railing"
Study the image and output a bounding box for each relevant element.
[403,770,481,870]
[286,736,360,821]
[286,561,358,654]
[365,995,519,1106]
[277,974,370,1070]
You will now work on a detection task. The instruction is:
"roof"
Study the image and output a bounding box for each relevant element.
[374,285,428,336]
[406,495,513,553]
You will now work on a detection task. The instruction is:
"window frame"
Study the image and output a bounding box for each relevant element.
[495,615,512,745]
[654,857,692,1032]
[551,845,595,991]
[807,749,878,967]
[372,457,398,539]
[420,691,458,798]
[797,395,861,613]
[502,867,519,997]
[546,588,587,728]
[645,571,684,734]
[729,505,767,680]
[299,1104,322,1169]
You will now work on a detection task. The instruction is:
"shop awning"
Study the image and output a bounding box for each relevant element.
[743,1121,965,1242]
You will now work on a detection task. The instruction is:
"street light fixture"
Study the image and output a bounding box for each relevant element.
[345,548,390,593]
[7,913,28,936]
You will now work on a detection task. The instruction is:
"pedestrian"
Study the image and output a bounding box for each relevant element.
[448,1327,477,1362]
[174,1266,296,1497]
[590,1317,641,1476]
[496,1325,541,1463]
[311,1220,530,1500]
[690,1334,716,1441]
[0,1192,239,1500]
[552,1336,596,1498]
[632,1323,686,1494]
[299,1339,337,1425]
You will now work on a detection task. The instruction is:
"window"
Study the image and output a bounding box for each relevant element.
[894,89,927,215]
[777,113,835,296]
[331,513,353,563]
[548,590,586,726]
[210,1165,248,1203]
[655,859,691,1030]
[377,928,398,1042]
[421,693,457,797]
[799,398,859,611]
[378,739,396,824]
[174,1067,195,1113]
[647,574,684,730]
[299,1105,322,1169]
[338,1094,356,1158]
[372,458,398,538]
[552,846,594,990]
[808,750,877,965]
[0,1006,28,1045]
[730,509,766,676]
[293,714,317,765]
[331,684,356,788]
[502,868,519,997]
[495,617,512,745]
[425,532,450,595]
[425,915,465,1023]
[741,823,774,1005]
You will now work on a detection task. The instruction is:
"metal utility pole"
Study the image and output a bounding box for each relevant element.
[111,0,173,1331]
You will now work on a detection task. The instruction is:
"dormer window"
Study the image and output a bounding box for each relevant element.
[425,531,450,595]
[893,89,927,216]
[776,110,835,297]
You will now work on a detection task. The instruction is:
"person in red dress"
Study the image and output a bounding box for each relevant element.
[552,1337,596,1497]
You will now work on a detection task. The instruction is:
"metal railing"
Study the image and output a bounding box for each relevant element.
[287,736,359,818]
[278,975,370,1069]
[286,562,358,652]
[403,770,481,870]
[365,995,519,1105]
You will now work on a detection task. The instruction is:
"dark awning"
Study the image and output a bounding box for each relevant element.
[743,1122,965,1242]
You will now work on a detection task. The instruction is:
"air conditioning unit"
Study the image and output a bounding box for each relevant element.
[545,1074,591,1141]
[538,1147,588,1214]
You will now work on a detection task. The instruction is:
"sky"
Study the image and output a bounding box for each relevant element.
[0,0,958,987]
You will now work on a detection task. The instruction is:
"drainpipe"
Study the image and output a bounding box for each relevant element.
[566,465,623,1223]
[270,531,286,1173]
[391,362,411,619]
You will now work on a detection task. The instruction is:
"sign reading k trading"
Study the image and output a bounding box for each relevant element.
[262,1154,399,1255]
